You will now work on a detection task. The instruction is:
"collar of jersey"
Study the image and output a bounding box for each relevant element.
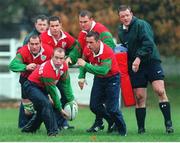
[47,29,67,41]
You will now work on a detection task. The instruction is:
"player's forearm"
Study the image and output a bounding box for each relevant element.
[84,59,111,76]
[47,85,62,111]
[84,63,110,76]
[9,56,26,72]
[78,66,86,79]
[59,71,74,102]
[41,77,62,111]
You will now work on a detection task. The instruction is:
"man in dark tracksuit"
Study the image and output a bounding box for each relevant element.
[117,5,173,134]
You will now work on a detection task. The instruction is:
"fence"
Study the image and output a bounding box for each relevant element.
[0,39,21,99]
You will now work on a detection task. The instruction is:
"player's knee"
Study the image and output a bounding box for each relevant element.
[135,93,145,106]
[154,87,166,97]
[135,93,144,101]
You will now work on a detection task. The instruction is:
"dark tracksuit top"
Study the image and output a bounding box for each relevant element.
[118,16,161,69]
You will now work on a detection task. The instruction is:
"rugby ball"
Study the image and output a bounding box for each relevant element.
[64,101,78,121]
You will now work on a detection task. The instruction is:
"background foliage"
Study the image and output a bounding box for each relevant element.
[0,0,179,56]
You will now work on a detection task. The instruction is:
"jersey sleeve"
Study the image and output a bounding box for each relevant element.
[67,40,81,65]
[40,77,62,111]
[9,53,27,72]
[84,59,112,76]
[136,21,154,61]
[58,70,74,102]
[99,32,116,49]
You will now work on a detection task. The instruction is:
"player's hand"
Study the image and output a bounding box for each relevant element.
[60,109,69,119]
[26,63,37,71]
[77,58,86,67]
[132,57,141,72]
[78,78,86,90]
[65,57,72,65]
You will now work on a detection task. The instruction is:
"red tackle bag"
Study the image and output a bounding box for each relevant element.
[115,52,136,107]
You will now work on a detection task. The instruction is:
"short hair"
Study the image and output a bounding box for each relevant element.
[48,16,61,24]
[86,31,99,41]
[33,15,48,23]
[53,48,65,56]
[117,5,131,13]
[28,34,41,42]
[79,10,93,18]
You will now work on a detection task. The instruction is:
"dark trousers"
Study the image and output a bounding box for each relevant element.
[18,102,33,128]
[90,73,126,134]
[23,80,58,134]
[18,76,31,128]
[18,80,66,129]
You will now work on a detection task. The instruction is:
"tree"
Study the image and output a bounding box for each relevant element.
[0,0,179,56]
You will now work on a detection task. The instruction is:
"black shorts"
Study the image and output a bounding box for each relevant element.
[129,61,165,88]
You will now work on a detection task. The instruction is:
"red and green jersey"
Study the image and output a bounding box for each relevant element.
[78,21,116,53]
[9,43,53,78]
[40,30,80,64]
[79,42,119,79]
[28,60,74,111]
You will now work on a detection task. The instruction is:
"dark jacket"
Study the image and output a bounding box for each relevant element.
[118,16,161,66]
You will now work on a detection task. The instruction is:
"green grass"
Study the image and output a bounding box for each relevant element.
[0,75,180,142]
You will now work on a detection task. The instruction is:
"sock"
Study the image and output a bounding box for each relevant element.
[135,108,146,130]
[159,102,172,125]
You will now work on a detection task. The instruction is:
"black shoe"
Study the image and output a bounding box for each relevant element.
[166,126,174,134]
[86,122,104,132]
[138,128,145,134]
[165,121,174,134]
[48,131,58,136]
[21,126,36,133]
[62,125,75,130]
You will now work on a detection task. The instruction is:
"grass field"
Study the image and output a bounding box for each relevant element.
[0,75,180,142]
